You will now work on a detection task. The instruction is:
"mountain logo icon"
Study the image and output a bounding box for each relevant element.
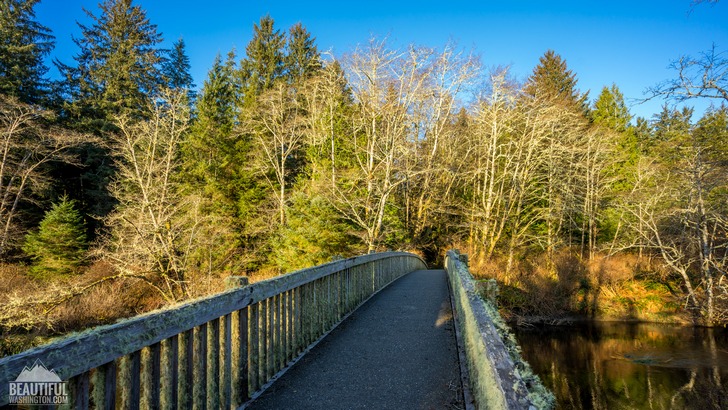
[8,359,68,405]
[13,360,62,383]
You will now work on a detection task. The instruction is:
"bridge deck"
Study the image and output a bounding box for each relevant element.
[247,269,463,410]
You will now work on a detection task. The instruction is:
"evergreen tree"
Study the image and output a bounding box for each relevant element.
[23,197,88,278]
[591,84,631,132]
[181,49,273,270]
[233,16,291,270]
[278,22,323,190]
[54,0,165,234]
[591,85,637,173]
[0,96,87,259]
[162,38,196,103]
[240,15,285,104]
[589,85,639,243]
[652,104,694,164]
[653,104,693,142]
[524,50,588,112]
[633,116,654,153]
[285,23,322,82]
[521,50,591,257]
[57,0,164,125]
[694,105,728,163]
[0,0,54,104]
[271,191,356,272]
[183,51,239,207]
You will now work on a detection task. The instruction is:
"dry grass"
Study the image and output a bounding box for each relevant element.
[248,265,283,284]
[48,262,164,332]
[588,254,637,284]
[183,268,232,297]
[0,264,34,293]
[468,249,685,323]
[0,260,242,357]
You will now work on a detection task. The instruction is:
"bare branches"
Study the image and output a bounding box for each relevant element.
[244,81,306,226]
[0,270,170,332]
[404,43,481,242]
[690,0,720,8]
[0,96,88,258]
[102,89,233,302]
[332,38,481,251]
[646,45,728,103]
[335,38,417,251]
[621,109,728,323]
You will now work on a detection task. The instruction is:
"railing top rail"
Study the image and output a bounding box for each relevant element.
[0,251,425,392]
[445,249,545,409]
[249,251,425,304]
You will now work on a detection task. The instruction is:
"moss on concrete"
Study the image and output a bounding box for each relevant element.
[479,294,555,409]
[447,250,555,410]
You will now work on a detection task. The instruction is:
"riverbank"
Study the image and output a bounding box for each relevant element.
[466,248,728,408]
[468,250,701,326]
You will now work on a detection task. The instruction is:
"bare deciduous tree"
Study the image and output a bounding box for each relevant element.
[325,40,481,253]
[303,57,350,190]
[0,96,87,258]
[625,109,728,324]
[466,69,520,261]
[498,94,570,274]
[402,43,480,246]
[332,39,434,252]
[244,81,306,226]
[104,90,234,302]
[461,71,594,274]
[647,45,728,103]
[577,126,615,260]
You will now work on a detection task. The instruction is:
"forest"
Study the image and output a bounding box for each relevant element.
[1,0,727,355]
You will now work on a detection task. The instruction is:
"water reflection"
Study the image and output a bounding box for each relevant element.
[513,322,728,409]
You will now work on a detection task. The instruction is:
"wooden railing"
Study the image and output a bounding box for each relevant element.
[0,252,426,408]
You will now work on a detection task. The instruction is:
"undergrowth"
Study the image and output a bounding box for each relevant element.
[469,249,687,324]
[0,260,232,357]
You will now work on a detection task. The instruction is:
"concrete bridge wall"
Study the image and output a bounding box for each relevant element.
[445,250,554,410]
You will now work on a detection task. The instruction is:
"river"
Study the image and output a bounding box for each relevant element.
[513,321,728,409]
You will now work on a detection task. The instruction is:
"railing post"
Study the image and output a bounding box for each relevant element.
[92,360,116,410]
[231,307,248,406]
[294,286,302,355]
[160,335,178,410]
[221,313,232,409]
[206,318,219,410]
[267,297,275,381]
[193,324,207,410]
[248,303,259,395]
[67,372,90,410]
[226,276,249,289]
[258,300,268,388]
[140,342,161,409]
[178,329,193,409]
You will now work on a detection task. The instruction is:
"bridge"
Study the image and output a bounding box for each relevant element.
[0,251,551,409]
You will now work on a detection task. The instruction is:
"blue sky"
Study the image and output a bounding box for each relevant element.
[36,0,728,120]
